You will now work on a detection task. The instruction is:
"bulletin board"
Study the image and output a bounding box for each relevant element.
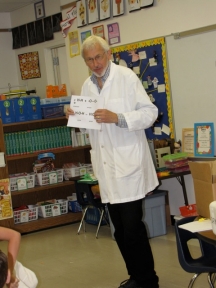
[111,37,174,139]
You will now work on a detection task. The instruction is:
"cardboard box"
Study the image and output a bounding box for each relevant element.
[189,161,216,218]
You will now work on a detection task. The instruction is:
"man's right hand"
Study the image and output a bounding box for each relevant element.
[66,107,74,119]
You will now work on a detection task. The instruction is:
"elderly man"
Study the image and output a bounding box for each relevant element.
[67,35,159,288]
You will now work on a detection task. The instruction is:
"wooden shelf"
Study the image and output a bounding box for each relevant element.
[0,118,91,234]
[13,212,82,234]
[6,145,91,161]
[3,117,68,133]
[11,181,75,196]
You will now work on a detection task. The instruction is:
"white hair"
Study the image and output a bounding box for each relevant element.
[81,35,110,58]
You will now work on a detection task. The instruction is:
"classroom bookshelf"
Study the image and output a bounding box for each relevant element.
[0,117,91,233]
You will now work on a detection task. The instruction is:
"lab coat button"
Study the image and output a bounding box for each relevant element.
[104,162,106,164]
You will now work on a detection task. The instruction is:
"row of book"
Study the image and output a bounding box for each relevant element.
[5,126,72,156]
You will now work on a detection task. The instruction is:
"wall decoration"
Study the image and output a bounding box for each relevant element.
[20,25,28,47]
[92,24,105,38]
[34,0,45,20]
[77,0,87,28]
[87,0,99,24]
[69,30,80,58]
[107,22,120,45]
[99,0,111,20]
[194,122,214,157]
[35,19,44,43]
[81,30,92,43]
[0,178,13,220]
[43,16,53,41]
[27,22,37,45]
[128,0,141,12]
[18,51,41,80]
[111,37,174,139]
[60,6,77,38]
[113,0,124,17]
[52,13,62,33]
[182,128,194,156]
[12,27,20,49]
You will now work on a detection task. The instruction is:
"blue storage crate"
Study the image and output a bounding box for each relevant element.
[68,200,82,213]
[41,104,64,119]
[85,206,108,226]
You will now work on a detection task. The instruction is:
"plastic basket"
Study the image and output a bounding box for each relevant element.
[14,205,38,224]
[68,200,82,212]
[63,164,92,180]
[179,204,198,217]
[37,202,61,218]
[35,169,63,186]
[57,199,68,214]
[9,173,35,191]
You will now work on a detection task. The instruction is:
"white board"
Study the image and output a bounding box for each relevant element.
[166,31,216,154]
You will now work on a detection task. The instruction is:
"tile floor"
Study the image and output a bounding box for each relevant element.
[0,221,211,288]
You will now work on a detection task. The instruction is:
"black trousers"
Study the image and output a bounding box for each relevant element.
[107,199,159,288]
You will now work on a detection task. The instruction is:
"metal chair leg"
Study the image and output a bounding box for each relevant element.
[96,209,104,239]
[188,273,200,288]
[77,207,88,235]
[208,273,215,288]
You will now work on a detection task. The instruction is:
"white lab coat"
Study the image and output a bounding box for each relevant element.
[81,61,159,204]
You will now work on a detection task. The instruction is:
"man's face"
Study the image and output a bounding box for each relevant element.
[83,43,111,77]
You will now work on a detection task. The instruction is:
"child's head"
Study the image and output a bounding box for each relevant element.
[0,250,8,288]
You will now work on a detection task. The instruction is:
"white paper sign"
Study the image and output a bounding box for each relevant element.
[67,95,104,130]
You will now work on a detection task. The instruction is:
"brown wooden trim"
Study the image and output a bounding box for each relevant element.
[0,29,11,32]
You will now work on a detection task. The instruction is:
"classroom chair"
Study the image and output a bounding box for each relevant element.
[74,181,109,238]
[175,216,216,288]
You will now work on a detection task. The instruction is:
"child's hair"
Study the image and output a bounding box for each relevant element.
[0,250,8,288]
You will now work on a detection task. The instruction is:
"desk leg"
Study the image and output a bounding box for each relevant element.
[176,175,189,206]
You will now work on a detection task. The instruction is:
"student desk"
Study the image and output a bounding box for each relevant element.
[197,230,216,246]
[76,170,191,206]
[157,170,191,206]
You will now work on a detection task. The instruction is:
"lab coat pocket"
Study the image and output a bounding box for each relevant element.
[114,144,141,178]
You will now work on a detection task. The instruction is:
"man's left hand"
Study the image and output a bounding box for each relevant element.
[94,109,118,124]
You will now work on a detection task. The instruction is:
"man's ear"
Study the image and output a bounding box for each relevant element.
[107,49,112,60]
[6,269,10,284]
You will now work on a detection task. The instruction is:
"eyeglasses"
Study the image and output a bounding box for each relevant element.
[85,51,106,64]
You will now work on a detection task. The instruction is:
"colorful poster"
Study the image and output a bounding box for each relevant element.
[0,178,13,220]
[77,0,87,27]
[107,22,120,45]
[69,31,80,58]
[87,0,99,24]
[92,25,105,39]
[81,30,92,43]
[99,0,111,20]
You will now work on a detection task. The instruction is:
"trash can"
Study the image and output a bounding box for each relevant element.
[142,190,167,238]
[109,190,167,239]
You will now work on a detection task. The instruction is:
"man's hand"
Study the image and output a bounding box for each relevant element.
[66,107,74,119]
[94,109,118,124]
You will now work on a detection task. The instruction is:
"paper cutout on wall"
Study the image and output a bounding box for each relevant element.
[60,6,77,38]
[18,51,41,80]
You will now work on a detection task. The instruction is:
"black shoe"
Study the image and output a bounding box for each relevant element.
[118,279,144,288]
